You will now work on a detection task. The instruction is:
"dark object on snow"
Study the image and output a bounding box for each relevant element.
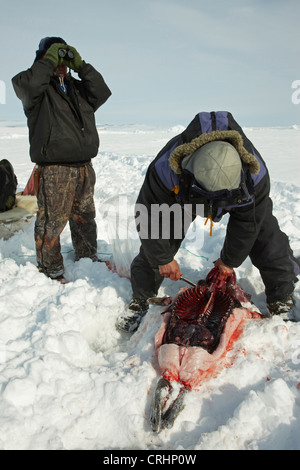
[0,159,18,212]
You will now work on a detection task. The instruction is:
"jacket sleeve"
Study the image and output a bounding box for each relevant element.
[77,61,111,111]
[220,173,270,268]
[11,59,54,115]
[136,164,181,267]
[135,121,202,268]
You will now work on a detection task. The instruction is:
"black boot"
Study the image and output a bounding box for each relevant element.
[115,297,149,333]
[267,295,293,315]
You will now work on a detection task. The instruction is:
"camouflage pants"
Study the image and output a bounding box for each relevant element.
[35,163,97,278]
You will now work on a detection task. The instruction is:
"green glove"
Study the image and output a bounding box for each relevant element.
[61,45,82,72]
[44,43,66,66]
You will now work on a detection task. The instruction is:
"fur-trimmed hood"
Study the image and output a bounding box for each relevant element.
[169,130,260,175]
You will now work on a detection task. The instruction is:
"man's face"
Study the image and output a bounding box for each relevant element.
[42,54,68,77]
[54,64,67,77]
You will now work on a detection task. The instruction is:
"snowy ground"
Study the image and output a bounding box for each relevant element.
[0,121,299,450]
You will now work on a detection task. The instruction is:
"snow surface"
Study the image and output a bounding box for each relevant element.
[0,121,300,450]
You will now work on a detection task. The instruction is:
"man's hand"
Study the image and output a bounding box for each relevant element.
[62,45,82,71]
[214,258,234,277]
[159,260,182,281]
[45,43,66,67]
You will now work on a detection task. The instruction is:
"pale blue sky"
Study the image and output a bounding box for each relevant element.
[0,0,299,127]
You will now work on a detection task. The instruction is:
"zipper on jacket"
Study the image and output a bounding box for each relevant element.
[71,85,85,134]
[54,78,85,134]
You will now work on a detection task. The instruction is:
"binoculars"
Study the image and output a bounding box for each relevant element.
[58,48,75,59]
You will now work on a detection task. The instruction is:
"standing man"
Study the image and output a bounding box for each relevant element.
[12,36,111,281]
[116,111,299,333]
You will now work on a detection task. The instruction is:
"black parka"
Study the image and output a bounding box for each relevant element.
[12,58,111,164]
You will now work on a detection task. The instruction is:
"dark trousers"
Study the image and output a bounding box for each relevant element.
[131,240,182,300]
[35,163,97,278]
[249,197,299,303]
